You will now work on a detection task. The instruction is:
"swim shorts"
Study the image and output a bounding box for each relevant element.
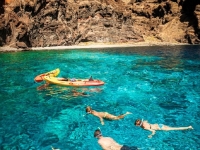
[120,145,139,150]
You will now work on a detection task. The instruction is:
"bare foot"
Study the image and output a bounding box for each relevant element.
[188,126,193,129]
[126,112,132,115]
[101,121,105,125]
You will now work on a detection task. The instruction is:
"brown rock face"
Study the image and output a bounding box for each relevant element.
[0,0,200,48]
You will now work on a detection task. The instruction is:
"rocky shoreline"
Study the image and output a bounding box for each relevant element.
[0,42,190,52]
[0,0,200,50]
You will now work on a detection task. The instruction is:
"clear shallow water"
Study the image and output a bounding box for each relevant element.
[0,45,200,150]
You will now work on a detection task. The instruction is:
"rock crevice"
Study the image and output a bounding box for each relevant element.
[0,0,200,49]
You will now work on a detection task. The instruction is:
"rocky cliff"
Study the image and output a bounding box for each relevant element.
[0,0,200,49]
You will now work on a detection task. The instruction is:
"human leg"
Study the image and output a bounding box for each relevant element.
[162,125,193,131]
[117,112,132,119]
[104,112,132,120]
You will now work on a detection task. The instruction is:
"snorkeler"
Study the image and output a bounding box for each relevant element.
[134,119,193,138]
[94,129,139,150]
[86,106,132,125]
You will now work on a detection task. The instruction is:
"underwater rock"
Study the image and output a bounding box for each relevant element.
[40,133,59,147]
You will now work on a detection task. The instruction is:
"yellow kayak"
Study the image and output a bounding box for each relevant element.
[34,68,60,82]
[44,76,105,87]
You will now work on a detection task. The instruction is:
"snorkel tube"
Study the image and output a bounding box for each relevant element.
[94,127,102,138]
[139,119,143,126]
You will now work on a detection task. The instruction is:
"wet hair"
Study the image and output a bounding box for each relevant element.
[134,119,141,126]
[86,106,92,113]
[94,129,102,138]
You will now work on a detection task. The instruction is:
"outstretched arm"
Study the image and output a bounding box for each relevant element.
[147,129,156,138]
[99,117,104,125]
[143,127,156,138]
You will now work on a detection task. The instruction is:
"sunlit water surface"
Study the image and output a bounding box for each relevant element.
[0,45,200,150]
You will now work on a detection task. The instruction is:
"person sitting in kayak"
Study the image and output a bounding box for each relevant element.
[86,106,131,125]
[89,76,94,81]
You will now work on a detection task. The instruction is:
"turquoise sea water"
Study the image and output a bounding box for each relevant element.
[0,45,200,150]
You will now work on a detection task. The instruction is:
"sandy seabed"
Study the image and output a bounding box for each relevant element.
[0,42,189,52]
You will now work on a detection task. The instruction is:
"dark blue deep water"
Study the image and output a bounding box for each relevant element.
[0,45,200,150]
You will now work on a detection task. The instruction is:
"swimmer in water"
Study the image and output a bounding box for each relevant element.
[86,106,131,125]
[135,119,193,138]
[94,129,139,150]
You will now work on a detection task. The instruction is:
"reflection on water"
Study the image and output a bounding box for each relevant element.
[37,83,103,101]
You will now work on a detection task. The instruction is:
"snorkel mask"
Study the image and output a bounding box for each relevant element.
[94,127,102,138]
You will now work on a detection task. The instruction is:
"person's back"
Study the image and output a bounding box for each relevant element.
[98,136,122,150]
[94,129,139,150]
